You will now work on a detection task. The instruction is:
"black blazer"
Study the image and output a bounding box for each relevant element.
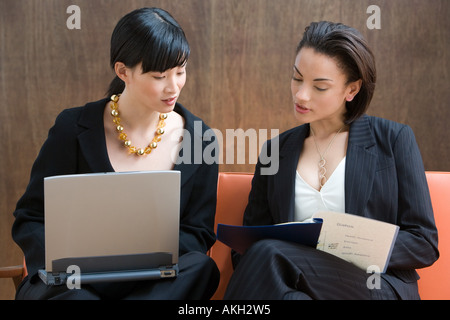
[244,114,439,299]
[12,98,219,282]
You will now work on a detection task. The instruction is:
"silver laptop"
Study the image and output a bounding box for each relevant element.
[38,170,180,286]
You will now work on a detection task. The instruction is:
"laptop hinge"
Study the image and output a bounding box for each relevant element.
[51,252,173,273]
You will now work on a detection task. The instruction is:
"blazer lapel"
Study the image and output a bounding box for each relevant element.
[77,99,115,173]
[274,125,309,222]
[172,125,202,188]
[172,104,206,188]
[345,115,377,216]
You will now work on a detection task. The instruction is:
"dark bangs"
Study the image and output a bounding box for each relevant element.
[140,22,190,73]
[107,8,190,96]
[110,8,190,73]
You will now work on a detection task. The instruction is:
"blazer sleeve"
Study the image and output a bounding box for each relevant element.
[12,109,79,281]
[388,125,439,270]
[178,162,218,255]
[231,140,276,267]
[243,140,276,227]
[177,125,219,256]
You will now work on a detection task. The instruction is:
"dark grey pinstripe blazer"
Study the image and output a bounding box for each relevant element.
[244,114,439,299]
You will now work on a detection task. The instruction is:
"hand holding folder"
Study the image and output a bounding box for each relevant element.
[217,211,399,272]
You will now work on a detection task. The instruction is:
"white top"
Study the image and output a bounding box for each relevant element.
[294,157,346,222]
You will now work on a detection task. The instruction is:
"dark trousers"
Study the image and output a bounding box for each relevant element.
[224,239,401,300]
[16,252,219,300]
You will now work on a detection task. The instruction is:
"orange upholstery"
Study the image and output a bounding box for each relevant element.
[209,171,450,300]
[2,172,448,300]
[209,172,253,300]
[417,171,450,300]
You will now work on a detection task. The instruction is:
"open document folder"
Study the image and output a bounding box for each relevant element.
[217,211,399,273]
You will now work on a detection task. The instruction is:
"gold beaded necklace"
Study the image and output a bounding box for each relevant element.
[110,94,167,156]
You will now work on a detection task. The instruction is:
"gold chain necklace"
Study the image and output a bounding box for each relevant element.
[310,125,344,189]
[110,94,167,156]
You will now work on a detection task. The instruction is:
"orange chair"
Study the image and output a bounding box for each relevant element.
[2,171,449,300]
[208,171,450,300]
[208,172,253,300]
[417,171,450,300]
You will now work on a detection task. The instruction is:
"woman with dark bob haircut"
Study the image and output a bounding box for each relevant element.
[12,8,220,300]
[224,21,438,300]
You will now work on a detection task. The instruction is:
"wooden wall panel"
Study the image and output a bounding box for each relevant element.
[1,0,448,299]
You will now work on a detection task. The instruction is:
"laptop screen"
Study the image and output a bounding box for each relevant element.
[43,170,180,273]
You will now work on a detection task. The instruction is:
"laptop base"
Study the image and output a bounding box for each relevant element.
[38,252,178,286]
[38,265,178,286]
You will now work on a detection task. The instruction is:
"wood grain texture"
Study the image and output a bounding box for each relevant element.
[1,0,448,299]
